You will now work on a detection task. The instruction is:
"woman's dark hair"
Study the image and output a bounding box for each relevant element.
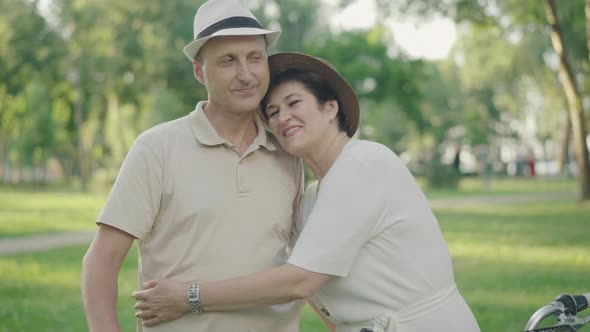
[260,69,349,134]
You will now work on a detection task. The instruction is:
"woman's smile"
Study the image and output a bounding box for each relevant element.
[282,125,302,138]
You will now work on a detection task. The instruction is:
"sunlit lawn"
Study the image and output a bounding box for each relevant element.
[421,175,578,199]
[0,176,579,239]
[0,244,326,332]
[0,188,106,238]
[1,178,589,331]
[437,200,590,331]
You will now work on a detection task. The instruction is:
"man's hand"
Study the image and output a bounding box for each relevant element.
[132,279,192,327]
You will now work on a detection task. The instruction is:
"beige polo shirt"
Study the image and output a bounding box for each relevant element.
[98,101,303,332]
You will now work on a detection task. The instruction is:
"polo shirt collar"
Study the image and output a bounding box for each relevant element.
[190,101,277,151]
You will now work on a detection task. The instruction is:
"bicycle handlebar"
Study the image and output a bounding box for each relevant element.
[556,293,589,315]
[523,293,590,332]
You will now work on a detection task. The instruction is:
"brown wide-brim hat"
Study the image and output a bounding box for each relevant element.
[268,52,359,137]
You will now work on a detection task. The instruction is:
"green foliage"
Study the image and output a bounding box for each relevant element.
[141,88,187,128]
[20,79,55,166]
[376,0,590,171]
[0,0,66,182]
[305,27,429,143]
[2,0,589,191]
[253,0,323,52]
[425,157,461,189]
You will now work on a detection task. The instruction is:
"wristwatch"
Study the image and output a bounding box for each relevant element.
[187,283,204,313]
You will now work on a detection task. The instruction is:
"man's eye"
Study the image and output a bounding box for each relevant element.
[288,100,301,107]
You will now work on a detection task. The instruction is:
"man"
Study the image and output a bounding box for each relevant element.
[80,0,303,331]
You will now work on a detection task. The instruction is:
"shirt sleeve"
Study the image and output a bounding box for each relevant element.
[287,156,387,277]
[96,138,163,240]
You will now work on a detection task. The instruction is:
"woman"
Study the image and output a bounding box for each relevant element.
[132,52,481,332]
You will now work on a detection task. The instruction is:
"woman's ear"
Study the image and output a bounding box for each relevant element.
[326,99,339,119]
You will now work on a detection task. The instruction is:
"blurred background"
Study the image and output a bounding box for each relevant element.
[1,0,590,331]
[1,0,589,194]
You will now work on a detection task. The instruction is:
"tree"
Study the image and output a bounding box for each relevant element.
[305,28,426,143]
[544,0,590,199]
[372,0,590,199]
[53,0,206,187]
[255,0,323,52]
[0,0,66,183]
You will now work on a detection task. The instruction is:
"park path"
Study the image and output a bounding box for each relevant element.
[0,230,95,255]
[0,191,579,255]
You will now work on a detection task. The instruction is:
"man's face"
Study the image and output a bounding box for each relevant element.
[194,35,269,115]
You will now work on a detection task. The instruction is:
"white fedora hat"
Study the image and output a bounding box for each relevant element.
[183,0,281,61]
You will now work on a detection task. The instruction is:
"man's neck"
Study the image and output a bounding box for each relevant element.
[203,102,258,155]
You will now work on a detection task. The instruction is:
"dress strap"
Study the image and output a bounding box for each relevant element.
[380,283,457,332]
[336,283,458,332]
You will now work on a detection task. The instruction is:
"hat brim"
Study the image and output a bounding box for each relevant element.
[268,52,359,137]
[183,28,281,60]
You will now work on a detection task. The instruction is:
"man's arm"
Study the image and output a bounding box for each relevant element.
[81,224,135,332]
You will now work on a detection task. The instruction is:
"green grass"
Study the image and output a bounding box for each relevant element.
[0,179,589,331]
[421,175,578,199]
[0,244,144,332]
[0,244,327,332]
[0,189,106,238]
[0,177,579,238]
[436,200,590,332]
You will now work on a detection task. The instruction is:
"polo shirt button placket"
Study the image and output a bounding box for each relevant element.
[236,163,248,194]
[239,176,246,192]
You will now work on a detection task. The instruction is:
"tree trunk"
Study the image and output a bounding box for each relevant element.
[0,139,5,183]
[108,93,128,159]
[586,0,590,63]
[74,71,90,190]
[545,0,590,200]
[556,109,571,175]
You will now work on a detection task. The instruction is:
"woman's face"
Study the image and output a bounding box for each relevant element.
[264,81,338,157]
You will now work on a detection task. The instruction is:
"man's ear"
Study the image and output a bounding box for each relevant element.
[193,58,205,84]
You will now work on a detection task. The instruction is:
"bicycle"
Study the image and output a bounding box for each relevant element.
[524,293,590,331]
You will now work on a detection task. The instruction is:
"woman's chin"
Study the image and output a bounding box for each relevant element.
[280,141,305,157]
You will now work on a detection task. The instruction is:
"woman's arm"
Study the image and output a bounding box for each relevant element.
[132,263,331,327]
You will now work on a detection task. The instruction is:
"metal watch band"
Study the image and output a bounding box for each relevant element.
[187,283,204,313]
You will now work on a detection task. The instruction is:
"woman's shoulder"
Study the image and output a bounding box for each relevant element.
[343,139,400,166]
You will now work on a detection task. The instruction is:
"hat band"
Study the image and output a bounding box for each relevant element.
[197,16,264,40]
